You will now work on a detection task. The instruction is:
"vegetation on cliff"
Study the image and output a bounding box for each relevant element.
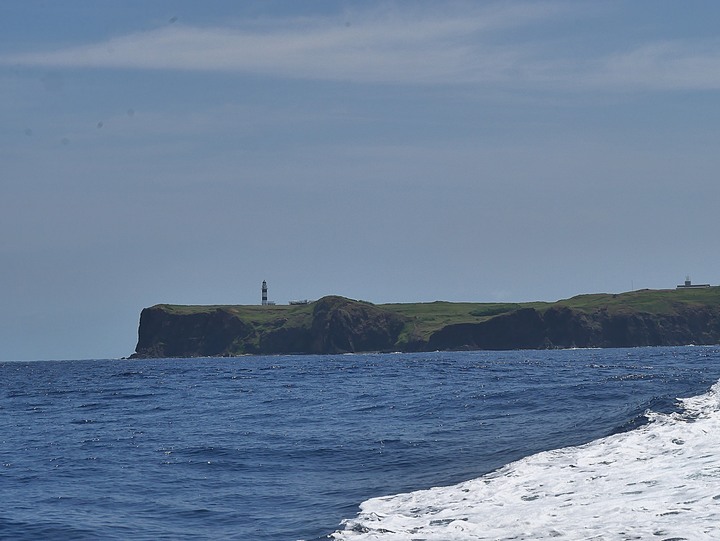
[131,287,720,358]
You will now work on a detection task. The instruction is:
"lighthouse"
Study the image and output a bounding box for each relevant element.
[262,280,268,305]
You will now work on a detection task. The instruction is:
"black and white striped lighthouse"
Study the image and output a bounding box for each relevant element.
[261,280,268,306]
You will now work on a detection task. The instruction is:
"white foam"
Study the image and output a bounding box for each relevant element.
[332,380,720,540]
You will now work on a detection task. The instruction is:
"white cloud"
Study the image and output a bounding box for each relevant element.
[4,2,720,91]
[0,3,569,84]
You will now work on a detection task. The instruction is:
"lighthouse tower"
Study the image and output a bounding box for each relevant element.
[261,280,268,305]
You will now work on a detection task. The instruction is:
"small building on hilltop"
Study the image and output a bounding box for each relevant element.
[677,276,711,289]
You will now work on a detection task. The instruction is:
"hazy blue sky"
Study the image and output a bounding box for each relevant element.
[3,1,720,360]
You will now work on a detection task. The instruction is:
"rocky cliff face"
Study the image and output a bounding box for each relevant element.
[309,296,407,354]
[134,306,256,358]
[132,296,408,358]
[427,306,720,350]
[252,296,408,355]
[131,293,720,358]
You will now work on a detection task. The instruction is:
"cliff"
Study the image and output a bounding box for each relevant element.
[131,288,720,358]
[132,295,407,358]
[427,304,720,350]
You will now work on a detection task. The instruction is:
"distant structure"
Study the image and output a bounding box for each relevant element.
[289,299,310,305]
[677,275,711,289]
[262,280,268,305]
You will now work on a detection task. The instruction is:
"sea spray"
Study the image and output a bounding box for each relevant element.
[332,380,720,540]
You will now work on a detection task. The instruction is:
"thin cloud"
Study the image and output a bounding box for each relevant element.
[594,40,720,90]
[0,3,571,85]
[4,3,720,91]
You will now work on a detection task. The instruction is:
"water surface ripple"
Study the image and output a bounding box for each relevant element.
[1,347,719,540]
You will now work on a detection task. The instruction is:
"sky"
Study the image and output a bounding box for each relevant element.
[3,0,720,360]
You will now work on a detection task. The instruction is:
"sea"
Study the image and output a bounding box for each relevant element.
[2,347,720,540]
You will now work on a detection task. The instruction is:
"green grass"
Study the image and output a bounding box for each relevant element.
[381,300,550,343]
[555,287,720,315]
[382,288,720,341]
[153,286,720,349]
[155,303,314,327]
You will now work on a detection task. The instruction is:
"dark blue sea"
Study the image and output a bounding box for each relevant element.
[2,347,720,540]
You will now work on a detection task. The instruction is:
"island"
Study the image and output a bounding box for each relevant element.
[129,287,720,358]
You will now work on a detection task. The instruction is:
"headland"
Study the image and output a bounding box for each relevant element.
[130,287,720,358]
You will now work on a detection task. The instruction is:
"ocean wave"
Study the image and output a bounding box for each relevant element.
[331,379,720,540]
